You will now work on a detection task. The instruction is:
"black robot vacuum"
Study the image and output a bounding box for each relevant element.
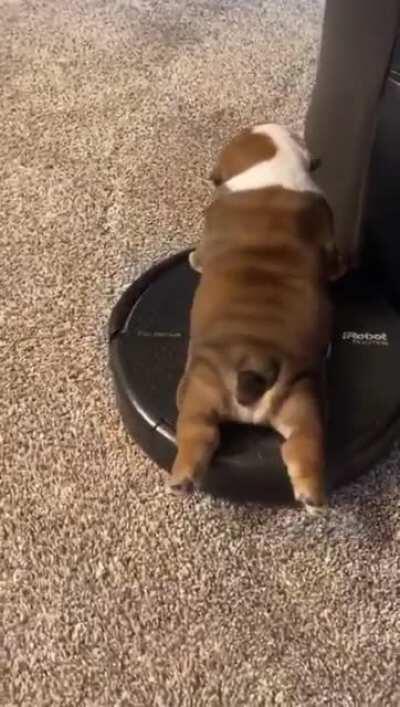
[109,0,400,503]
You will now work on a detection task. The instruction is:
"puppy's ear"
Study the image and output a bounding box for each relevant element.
[298,193,346,281]
[314,198,348,281]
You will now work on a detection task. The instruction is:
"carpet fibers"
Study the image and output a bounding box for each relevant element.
[1,1,400,705]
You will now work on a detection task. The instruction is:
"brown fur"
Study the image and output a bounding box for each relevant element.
[210,131,277,185]
[170,133,342,508]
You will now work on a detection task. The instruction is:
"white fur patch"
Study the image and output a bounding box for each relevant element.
[225,123,321,195]
[188,250,202,273]
[231,387,276,426]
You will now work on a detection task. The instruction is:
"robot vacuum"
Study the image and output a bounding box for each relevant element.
[109,0,400,503]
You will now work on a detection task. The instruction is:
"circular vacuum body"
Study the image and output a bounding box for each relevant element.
[109,250,400,503]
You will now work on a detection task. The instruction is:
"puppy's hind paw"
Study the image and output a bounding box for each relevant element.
[167,468,196,495]
[167,478,194,495]
[297,494,328,516]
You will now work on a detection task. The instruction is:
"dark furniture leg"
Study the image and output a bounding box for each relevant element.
[305,0,400,259]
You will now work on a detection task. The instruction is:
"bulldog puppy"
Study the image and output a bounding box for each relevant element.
[170,124,343,511]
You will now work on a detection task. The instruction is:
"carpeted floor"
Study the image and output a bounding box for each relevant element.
[1,0,400,704]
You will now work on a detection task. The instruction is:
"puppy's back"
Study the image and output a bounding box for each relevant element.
[191,186,331,363]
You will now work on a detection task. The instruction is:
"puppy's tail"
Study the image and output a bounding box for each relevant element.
[236,358,280,406]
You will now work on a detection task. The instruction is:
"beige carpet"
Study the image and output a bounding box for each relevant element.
[1,0,400,704]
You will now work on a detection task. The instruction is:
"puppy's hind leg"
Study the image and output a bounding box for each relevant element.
[271,379,327,513]
[176,342,193,411]
[176,374,187,412]
[169,369,221,494]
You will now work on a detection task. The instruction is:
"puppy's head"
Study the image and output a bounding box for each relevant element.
[210,123,320,191]
[210,124,346,280]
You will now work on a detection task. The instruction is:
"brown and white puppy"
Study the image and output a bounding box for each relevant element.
[170,124,343,511]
